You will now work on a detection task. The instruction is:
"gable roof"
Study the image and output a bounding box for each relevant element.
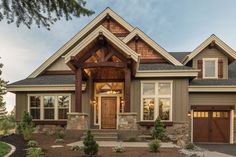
[28,8,134,78]
[183,34,236,65]
[169,52,191,62]
[123,28,183,66]
[64,25,139,64]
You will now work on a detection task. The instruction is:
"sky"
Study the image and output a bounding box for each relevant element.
[1,0,236,112]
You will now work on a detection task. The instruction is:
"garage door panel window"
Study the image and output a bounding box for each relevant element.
[194,112,209,118]
[141,81,172,121]
[213,112,229,118]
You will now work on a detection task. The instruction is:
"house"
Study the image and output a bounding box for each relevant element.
[7,8,236,144]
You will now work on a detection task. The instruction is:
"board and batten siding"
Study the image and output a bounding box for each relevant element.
[131,78,189,122]
[192,47,228,79]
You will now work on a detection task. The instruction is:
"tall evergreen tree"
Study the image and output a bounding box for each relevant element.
[0,0,94,30]
[0,59,7,119]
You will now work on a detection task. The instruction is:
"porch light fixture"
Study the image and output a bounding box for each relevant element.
[187,111,191,117]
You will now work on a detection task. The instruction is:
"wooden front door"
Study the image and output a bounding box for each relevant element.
[193,111,230,143]
[101,97,117,129]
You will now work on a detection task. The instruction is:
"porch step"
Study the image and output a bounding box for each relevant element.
[81,131,118,141]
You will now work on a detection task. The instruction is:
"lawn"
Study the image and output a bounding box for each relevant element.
[0,141,11,157]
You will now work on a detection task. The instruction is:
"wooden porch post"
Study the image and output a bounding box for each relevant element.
[124,68,131,112]
[75,68,82,112]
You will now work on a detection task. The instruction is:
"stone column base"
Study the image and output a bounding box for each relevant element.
[67,112,88,130]
[118,112,137,130]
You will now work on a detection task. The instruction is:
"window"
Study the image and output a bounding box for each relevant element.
[141,81,172,121]
[29,96,41,119]
[28,94,71,120]
[44,96,55,119]
[203,58,218,78]
[193,112,209,118]
[58,96,69,120]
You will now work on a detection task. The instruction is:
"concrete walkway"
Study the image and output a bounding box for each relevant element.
[67,141,176,148]
[203,151,235,157]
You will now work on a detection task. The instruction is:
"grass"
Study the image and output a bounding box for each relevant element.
[0,142,11,157]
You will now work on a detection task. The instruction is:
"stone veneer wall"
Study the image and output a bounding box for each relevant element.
[118,113,137,130]
[67,113,89,130]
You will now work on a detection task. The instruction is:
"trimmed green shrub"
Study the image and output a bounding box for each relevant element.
[27,140,39,148]
[185,143,195,150]
[26,147,44,157]
[112,146,126,153]
[83,130,99,157]
[151,116,165,140]
[22,127,33,141]
[55,129,65,139]
[149,139,161,152]
[55,139,64,144]
[71,145,81,151]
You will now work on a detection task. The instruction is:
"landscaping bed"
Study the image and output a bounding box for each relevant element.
[32,133,185,157]
[0,134,26,157]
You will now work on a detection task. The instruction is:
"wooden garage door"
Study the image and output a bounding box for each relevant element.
[193,111,230,143]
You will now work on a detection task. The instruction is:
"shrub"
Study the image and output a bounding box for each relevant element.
[55,139,64,144]
[55,129,65,139]
[185,143,195,150]
[27,140,39,148]
[149,139,161,152]
[151,117,165,140]
[71,145,81,151]
[0,118,14,135]
[83,130,99,157]
[22,127,33,141]
[112,146,126,153]
[26,147,44,157]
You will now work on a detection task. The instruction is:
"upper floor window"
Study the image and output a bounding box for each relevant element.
[203,58,218,78]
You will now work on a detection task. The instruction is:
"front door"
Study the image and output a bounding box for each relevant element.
[101,97,117,129]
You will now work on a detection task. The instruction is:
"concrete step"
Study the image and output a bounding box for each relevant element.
[81,130,118,141]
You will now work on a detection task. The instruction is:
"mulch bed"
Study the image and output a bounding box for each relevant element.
[0,134,26,157]
[32,133,185,157]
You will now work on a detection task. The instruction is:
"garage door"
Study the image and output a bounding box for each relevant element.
[193,111,230,143]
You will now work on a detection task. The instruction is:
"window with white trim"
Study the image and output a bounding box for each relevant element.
[203,58,218,78]
[28,94,70,120]
[141,81,172,121]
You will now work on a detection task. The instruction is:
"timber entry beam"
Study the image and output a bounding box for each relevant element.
[75,68,82,112]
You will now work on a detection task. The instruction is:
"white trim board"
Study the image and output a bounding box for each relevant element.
[183,34,236,65]
[189,86,236,92]
[28,8,134,78]
[123,28,182,66]
[136,70,199,77]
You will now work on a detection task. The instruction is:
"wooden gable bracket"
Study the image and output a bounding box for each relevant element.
[209,40,216,49]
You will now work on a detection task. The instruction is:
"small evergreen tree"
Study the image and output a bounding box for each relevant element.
[152,116,165,140]
[0,60,7,119]
[19,111,34,140]
[83,130,99,157]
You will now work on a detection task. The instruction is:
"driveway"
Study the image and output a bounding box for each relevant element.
[197,144,236,157]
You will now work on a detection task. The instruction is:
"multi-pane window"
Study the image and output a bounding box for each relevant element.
[29,96,41,119]
[58,96,70,120]
[141,81,172,121]
[203,58,218,78]
[29,94,70,120]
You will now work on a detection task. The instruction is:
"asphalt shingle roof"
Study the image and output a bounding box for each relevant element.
[139,63,193,70]
[9,75,75,86]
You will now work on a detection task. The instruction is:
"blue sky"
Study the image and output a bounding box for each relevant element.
[1,0,236,111]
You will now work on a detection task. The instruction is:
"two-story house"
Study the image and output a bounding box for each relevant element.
[7,8,236,144]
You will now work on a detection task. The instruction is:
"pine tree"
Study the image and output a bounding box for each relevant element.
[0,60,7,119]
[0,0,94,30]
[83,130,99,157]
[152,116,165,140]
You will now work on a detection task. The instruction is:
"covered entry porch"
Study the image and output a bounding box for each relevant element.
[64,27,139,130]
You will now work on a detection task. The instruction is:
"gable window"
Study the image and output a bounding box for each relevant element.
[141,81,172,121]
[203,58,218,78]
[28,94,71,120]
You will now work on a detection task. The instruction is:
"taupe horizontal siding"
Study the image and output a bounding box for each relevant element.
[15,93,28,122]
